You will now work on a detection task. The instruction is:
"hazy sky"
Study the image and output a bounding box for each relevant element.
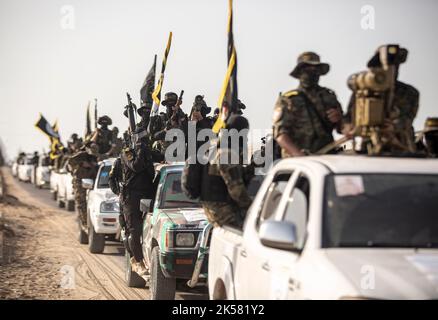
[1,0,438,160]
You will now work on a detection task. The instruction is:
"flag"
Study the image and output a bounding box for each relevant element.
[140,55,157,108]
[85,101,92,138]
[151,32,173,114]
[94,98,98,129]
[213,0,238,133]
[35,114,60,140]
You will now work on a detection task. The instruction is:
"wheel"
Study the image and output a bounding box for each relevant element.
[150,246,176,300]
[57,196,65,208]
[88,222,105,254]
[79,217,88,245]
[125,250,146,288]
[67,199,75,212]
[79,227,88,244]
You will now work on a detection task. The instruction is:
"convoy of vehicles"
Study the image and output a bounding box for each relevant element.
[208,155,438,300]
[81,158,120,253]
[10,150,438,300]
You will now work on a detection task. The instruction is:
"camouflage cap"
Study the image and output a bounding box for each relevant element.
[290,52,330,78]
[161,92,178,106]
[192,95,211,116]
[137,104,151,116]
[424,117,438,133]
[98,115,112,126]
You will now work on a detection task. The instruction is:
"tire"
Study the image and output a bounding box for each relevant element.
[79,222,88,244]
[125,250,146,288]
[57,196,65,208]
[150,246,176,300]
[88,222,105,254]
[67,200,75,212]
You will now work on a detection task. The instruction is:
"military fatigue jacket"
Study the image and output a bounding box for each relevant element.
[273,86,342,157]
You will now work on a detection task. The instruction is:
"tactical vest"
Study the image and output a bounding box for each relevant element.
[200,164,231,203]
[96,128,113,154]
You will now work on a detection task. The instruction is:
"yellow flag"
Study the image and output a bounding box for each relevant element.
[213,0,238,134]
[152,32,173,106]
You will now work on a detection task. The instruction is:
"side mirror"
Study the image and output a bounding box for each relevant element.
[81,178,94,190]
[140,199,152,213]
[259,220,298,251]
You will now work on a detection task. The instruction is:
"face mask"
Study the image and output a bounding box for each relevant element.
[299,69,320,89]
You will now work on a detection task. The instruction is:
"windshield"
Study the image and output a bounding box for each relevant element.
[97,165,111,189]
[160,172,201,209]
[323,174,438,249]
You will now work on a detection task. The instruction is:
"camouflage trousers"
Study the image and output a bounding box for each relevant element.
[73,181,87,227]
[201,201,245,229]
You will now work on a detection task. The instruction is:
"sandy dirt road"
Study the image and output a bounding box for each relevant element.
[0,168,207,300]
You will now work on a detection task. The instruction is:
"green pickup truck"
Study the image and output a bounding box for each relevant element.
[125,163,210,299]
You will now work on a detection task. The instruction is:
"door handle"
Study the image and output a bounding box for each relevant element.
[261,262,270,271]
[240,250,247,258]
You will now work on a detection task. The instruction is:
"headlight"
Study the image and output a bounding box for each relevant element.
[175,233,195,247]
[100,200,120,213]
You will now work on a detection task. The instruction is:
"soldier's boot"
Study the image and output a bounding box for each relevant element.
[130,257,149,276]
[136,261,149,277]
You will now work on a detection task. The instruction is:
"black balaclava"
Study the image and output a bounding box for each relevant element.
[299,67,320,89]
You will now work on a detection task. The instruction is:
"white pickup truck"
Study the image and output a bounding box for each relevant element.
[208,155,438,300]
[52,162,75,211]
[17,154,34,182]
[31,156,51,188]
[81,158,120,253]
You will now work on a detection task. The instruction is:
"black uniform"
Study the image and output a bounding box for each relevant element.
[119,141,155,262]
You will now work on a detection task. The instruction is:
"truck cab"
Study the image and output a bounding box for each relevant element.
[81,158,120,253]
[135,163,209,299]
[209,155,438,300]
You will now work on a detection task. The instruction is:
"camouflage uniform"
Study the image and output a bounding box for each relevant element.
[92,116,114,155]
[149,92,188,159]
[68,150,98,227]
[94,128,113,154]
[273,52,342,158]
[416,117,438,157]
[201,149,252,228]
[107,137,123,157]
[119,142,155,263]
[273,87,342,157]
[200,115,253,228]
